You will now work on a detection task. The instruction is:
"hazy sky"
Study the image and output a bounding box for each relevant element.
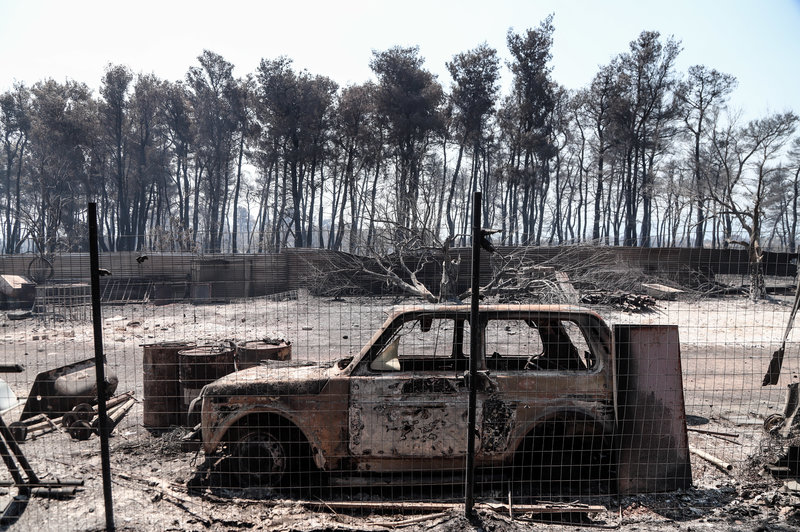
[1,0,798,120]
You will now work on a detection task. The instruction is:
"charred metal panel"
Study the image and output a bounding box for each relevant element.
[400,377,457,394]
[488,365,614,458]
[480,398,515,453]
[202,361,330,398]
[615,324,691,494]
[199,305,627,477]
[200,372,351,471]
[349,375,481,460]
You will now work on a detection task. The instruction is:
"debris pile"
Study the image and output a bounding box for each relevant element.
[580,291,657,313]
[9,391,135,442]
[483,246,681,310]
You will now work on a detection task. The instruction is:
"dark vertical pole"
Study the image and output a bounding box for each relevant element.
[465,191,481,517]
[88,202,115,532]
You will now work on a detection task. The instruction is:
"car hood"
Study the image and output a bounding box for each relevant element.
[201,360,335,397]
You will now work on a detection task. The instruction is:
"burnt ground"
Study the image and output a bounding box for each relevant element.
[1,293,800,530]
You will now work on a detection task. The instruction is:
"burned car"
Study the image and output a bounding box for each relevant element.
[199,305,690,494]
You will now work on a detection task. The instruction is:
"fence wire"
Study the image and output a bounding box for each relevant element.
[0,238,798,530]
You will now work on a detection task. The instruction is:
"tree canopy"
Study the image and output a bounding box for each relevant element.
[0,20,797,260]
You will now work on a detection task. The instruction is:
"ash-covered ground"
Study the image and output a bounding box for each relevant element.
[1,292,800,531]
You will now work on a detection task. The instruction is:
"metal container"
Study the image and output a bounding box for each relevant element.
[20,358,118,421]
[236,339,292,370]
[178,344,235,420]
[142,341,195,430]
[615,324,691,494]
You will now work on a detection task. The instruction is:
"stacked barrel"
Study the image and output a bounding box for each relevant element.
[142,339,291,431]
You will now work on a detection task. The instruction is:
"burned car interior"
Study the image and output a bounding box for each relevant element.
[363,311,596,374]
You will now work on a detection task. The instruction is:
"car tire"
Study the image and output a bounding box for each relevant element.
[232,429,289,488]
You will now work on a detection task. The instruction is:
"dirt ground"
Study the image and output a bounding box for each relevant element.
[2,292,800,531]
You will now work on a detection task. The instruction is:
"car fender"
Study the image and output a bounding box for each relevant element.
[202,401,329,470]
[508,405,615,459]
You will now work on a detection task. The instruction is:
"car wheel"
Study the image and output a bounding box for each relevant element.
[518,419,611,497]
[232,429,289,488]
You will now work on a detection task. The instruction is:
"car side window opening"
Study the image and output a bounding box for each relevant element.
[484,317,595,372]
[560,319,596,369]
[369,316,467,372]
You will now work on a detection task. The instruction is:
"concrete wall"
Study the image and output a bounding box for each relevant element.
[0,246,794,302]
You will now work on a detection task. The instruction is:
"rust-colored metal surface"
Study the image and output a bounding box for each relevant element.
[236,340,292,369]
[201,306,617,472]
[200,364,351,470]
[142,341,195,429]
[349,375,479,459]
[615,324,691,494]
[200,305,690,495]
[178,344,235,414]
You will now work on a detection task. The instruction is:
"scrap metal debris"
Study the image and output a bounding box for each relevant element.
[690,445,733,472]
[10,392,134,442]
[580,291,657,312]
[20,358,118,421]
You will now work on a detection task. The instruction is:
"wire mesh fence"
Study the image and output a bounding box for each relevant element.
[0,232,799,530]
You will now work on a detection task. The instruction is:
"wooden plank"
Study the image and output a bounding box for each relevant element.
[297,500,605,515]
[554,271,578,302]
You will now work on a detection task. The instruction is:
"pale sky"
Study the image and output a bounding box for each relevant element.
[1,0,798,121]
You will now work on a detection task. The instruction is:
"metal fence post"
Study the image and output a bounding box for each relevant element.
[88,202,115,531]
[465,191,481,517]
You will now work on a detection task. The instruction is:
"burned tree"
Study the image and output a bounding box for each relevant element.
[304,222,462,303]
[707,111,797,300]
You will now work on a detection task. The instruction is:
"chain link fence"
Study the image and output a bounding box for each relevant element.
[0,228,798,530]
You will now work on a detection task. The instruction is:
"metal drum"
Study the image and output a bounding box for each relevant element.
[142,341,195,430]
[236,339,292,370]
[178,344,235,421]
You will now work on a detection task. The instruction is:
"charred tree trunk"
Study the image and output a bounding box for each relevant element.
[231,131,245,253]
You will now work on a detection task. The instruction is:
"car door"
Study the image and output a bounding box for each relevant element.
[481,313,614,455]
[348,315,484,459]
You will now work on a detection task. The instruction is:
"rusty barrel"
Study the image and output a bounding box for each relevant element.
[143,341,195,430]
[236,339,292,370]
[178,344,235,419]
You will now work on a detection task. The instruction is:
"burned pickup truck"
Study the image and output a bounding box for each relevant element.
[198,305,691,494]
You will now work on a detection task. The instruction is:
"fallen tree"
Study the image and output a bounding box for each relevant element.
[304,242,697,312]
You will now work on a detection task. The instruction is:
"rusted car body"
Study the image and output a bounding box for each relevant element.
[199,304,688,493]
